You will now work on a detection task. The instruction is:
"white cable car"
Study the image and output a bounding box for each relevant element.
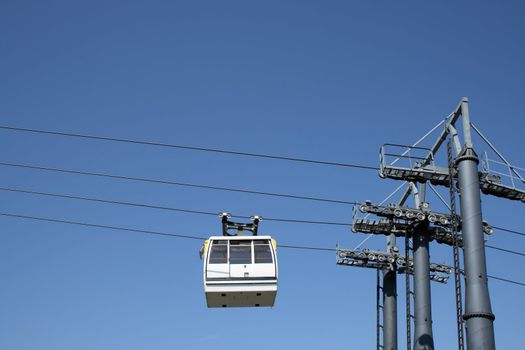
[200,213,278,308]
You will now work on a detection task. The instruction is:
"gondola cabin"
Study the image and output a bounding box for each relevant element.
[202,235,278,308]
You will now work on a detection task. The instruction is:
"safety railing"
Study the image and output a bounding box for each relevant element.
[379,144,449,185]
[480,153,525,203]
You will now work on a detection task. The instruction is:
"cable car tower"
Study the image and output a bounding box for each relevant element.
[340,98,523,350]
[200,213,278,308]
[379,98,525,350]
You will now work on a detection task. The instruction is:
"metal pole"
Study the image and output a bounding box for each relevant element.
[383,262,398,350]
[456,99,496,349]
[412,183,434,350]
[383,233,398,350]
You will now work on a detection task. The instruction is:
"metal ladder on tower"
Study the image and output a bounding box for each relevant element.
[448,139,465,350]
[404,230,413,350]
[377,269,384,350]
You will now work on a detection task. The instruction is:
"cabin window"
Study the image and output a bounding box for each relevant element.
[230,240,252,264]
[209,240,228,264]
[254,240,273,263]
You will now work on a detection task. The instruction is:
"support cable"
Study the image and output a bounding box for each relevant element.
[470,123,525,183]
[429,185,525,239]
[492,226,525,237]
[396,114,456,206]
[1,161,523,236]
[487,275,525,287]
[0,161,354,205]
[428,184,451,211]
[390,117,448,167]
[0,212,207,241]
[0,125,379,170]
[0,211,524,287]
[485,245,525,257]
[0,185,353,227]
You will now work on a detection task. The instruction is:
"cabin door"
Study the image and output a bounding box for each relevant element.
[229,240,252,278]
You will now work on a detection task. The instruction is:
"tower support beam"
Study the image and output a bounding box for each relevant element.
[383,267,398,350]
[411,183,434,350]
[456,149,496,349]
[456,99,495,350]
[412,222,434,350]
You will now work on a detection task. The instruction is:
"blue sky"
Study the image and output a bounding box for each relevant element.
[1,1,524,349]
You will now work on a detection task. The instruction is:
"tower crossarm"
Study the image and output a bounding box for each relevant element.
[336,248,451,284]
[353,203,494,246]
[358,201,455,229]
[379,143,525,203]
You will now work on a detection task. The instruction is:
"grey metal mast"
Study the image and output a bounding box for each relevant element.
[455,98,496,349]
[383,233,398,350]
[411,183,434,350]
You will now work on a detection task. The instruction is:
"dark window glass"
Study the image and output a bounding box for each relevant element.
[209,242,227,264]
[254,240,273,263]
[230,240,252,264]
